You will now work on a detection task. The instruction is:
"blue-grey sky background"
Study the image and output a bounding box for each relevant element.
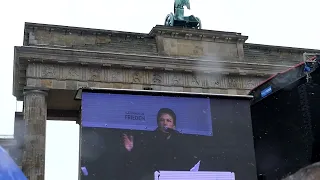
[0,0,319,179]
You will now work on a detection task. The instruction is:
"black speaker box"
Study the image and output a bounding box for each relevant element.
[251,66,320,179]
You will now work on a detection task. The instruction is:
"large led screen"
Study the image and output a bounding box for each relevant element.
[82,93,212,136]
[80,91,257,180]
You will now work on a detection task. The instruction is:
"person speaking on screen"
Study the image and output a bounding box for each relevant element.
[121,108,196,180]
[122,108,180,152]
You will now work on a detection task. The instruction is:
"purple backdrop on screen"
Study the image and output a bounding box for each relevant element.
[81,92,213,136]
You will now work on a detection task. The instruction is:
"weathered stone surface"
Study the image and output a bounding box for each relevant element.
[99,82,113,89]
[26,79,37,87]
[26,77,254,95]
[52,80,66,89]
[40,79,53,88]
[29,30,96,47]
[161,37,239,58]
[167,72,184,86]
[244,43,320,65]
[40,64,59,79]
[186,73,206,87]
[86,67,103,81]
[25,23,158,55]
[20,23,320,70]
[150,25,247,59]
[126,69,147,84]
[149,71,165,84]
[26,64,266,91]
[16,45,292,81]
[62,66,81,80]
[14,22,320,100]
[66,80,77,89]
[22,90,47,180]
[208,88,222,94]
[108,68,124,82]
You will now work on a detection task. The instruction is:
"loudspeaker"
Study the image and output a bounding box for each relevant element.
[251,68,320,179]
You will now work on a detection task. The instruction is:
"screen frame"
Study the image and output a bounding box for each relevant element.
[75,87,253,101]
[77,87,253,180]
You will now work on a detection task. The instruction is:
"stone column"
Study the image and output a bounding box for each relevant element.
[22,89,48,180]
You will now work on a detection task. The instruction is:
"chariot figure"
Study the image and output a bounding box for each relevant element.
[174,0,190,20]
[164,0,201,29]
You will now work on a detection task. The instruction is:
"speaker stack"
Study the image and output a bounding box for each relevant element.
[250,62,320,179]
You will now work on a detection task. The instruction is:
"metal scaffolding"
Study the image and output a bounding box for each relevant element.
[303,52,320,82]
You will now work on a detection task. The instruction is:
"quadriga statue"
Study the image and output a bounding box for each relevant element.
[165,0,201,29]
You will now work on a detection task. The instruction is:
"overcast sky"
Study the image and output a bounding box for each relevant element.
[0,0,319,179]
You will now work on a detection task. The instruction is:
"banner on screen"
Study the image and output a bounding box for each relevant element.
[154,171,235,180]
[82,92,212,136]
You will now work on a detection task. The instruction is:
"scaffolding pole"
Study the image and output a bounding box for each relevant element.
[303,52,320,82]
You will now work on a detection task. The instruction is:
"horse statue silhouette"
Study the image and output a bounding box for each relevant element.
[165,0,201,29]
[174,0,190,19]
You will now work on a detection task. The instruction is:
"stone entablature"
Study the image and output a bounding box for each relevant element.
[25,63,266,95]
[22,23,320,64]
[17,46,290,74]
[13,22,320,101]
[244,43,320,66]
[150,25,248,60]
[149,25,247,42]
[24,22,158,55]
[13,46,292,100]
[24,23,248,61]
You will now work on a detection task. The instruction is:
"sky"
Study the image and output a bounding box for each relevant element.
[0,0,319,179]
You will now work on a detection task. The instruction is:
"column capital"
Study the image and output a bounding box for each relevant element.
[23,87,48,96]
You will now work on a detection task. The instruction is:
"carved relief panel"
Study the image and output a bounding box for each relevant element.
[108,68,123,82]
[242,77,264,89]
[126,70,145,84]
[40,64,59,79]
[227,76,243,89]
[207,74,224,88]
[149,71,164,85]
[27,63,266,91]
[62,66,81,80]
[168,72,184,86]
[186,73,206,87]
[86,67,102,81]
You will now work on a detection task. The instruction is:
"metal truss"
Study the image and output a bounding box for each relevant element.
[302,53,320,82]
